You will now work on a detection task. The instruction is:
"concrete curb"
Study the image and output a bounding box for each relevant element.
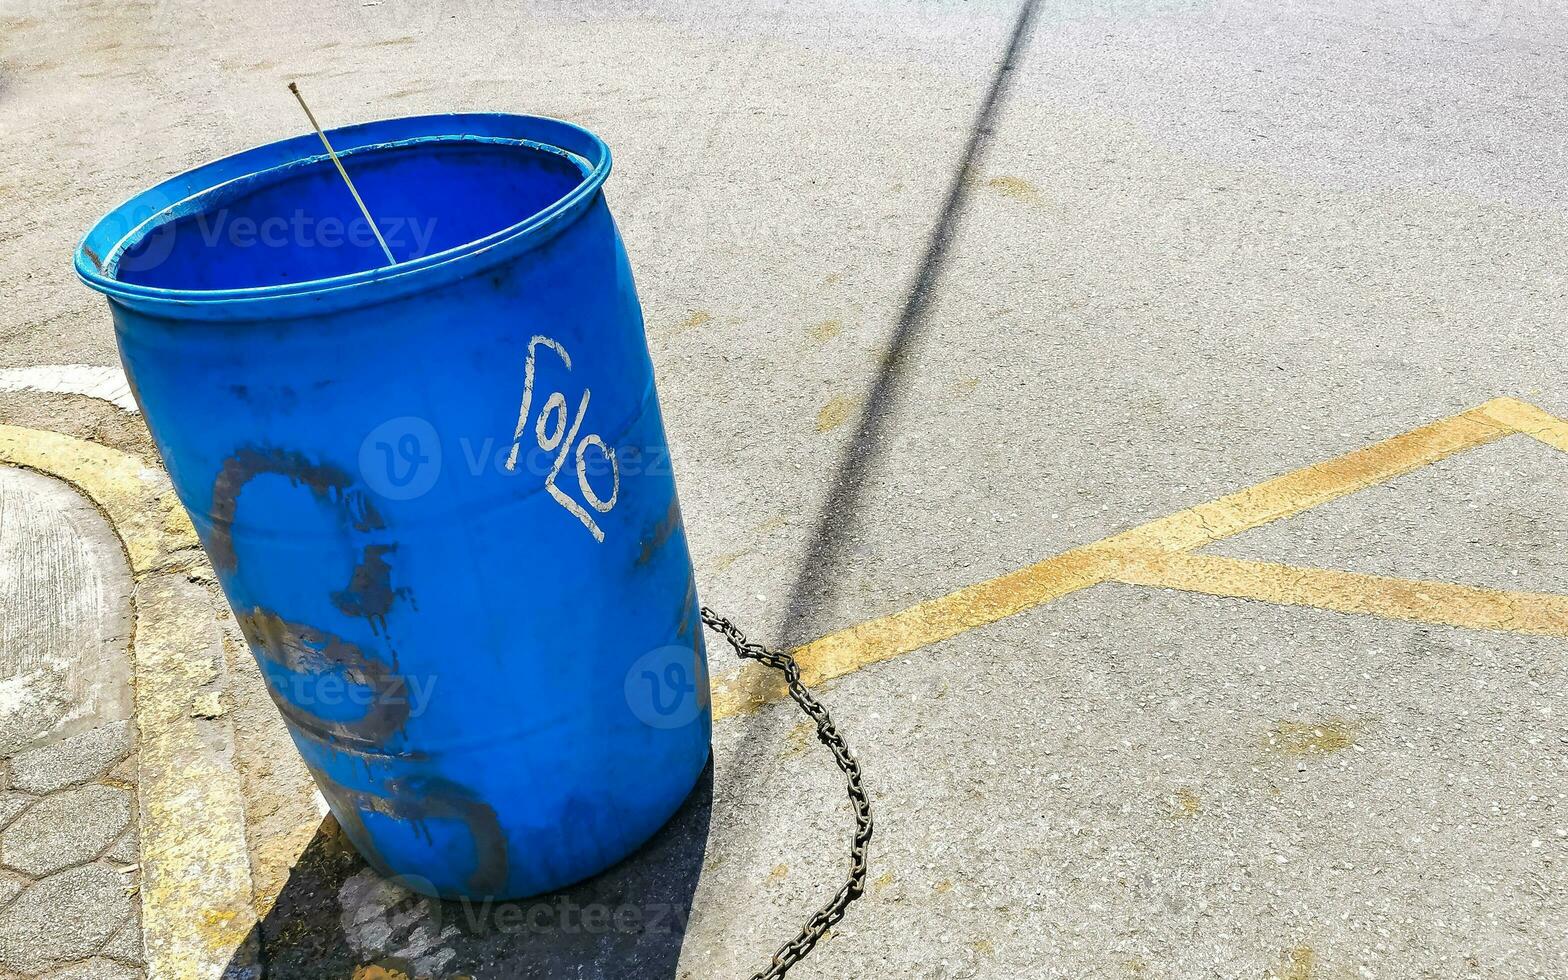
[0,426,256,980]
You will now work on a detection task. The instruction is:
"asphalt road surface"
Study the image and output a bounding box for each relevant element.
[2,0,1566,977]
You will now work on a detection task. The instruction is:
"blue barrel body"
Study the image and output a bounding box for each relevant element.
[75,114,711,899]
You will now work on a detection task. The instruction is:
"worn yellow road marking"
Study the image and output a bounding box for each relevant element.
[1113,400,1512,553]
[1478,395,1568,453]
[1112,549,1568,638]
[712,397,1564,719]
[710,547,1114,717]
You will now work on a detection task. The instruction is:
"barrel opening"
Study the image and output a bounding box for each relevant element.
[109,137,590,291]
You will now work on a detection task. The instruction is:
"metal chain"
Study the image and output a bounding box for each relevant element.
[701,607,875,980]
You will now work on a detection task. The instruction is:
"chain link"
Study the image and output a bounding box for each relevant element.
[701,607,875,980]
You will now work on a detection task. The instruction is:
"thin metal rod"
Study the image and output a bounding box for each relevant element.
[287,82,397,266]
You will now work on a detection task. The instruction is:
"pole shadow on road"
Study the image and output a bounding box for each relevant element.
[226,762,713,979]
[714,0,1041,863]
[777,0,1041,650]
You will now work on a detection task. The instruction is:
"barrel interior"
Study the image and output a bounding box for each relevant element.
[110,138,589,291]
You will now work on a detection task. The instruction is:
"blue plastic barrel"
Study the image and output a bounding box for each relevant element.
[75,113,712,899]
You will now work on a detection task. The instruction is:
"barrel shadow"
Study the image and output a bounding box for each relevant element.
[225,761,713,979]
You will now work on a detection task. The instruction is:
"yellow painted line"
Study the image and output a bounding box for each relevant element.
[1110,549,1568,638]
[710,547,1114,718]
[0,426,254,980]
[1109,398,1514,553]
[713,397,1543,719]
[0,424,196,574]
[1477,395,1568,454]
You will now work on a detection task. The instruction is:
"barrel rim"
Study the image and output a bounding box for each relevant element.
[73,112,612,317]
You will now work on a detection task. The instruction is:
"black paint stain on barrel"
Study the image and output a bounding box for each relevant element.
[209,445,505,895]
[237,607,413,746]
[209,446,387,573]
[315,770,510,899]
[210,444,421,732]
[331,543,413,629]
